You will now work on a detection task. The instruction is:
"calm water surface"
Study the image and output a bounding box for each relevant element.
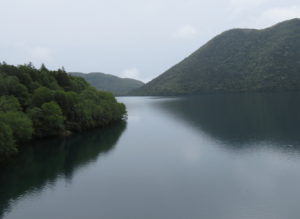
[1,93,300,219]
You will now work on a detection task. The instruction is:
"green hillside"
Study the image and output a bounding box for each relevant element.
[70,72,144,96]
[133,18,300,95]
[0,63,126,157]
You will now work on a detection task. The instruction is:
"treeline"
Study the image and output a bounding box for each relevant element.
[0,62,126,157]
[70,72,144,96]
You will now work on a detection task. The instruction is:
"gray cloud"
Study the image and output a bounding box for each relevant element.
[173,25,198,39]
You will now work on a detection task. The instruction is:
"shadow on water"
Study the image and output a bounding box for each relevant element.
[0,121,127,218]
[156,92,300,149]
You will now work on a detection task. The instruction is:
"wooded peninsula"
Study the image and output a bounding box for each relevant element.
[0,63,126,158]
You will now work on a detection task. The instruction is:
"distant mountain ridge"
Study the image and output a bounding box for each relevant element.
[70,72,144,96]
[133,18,300,95]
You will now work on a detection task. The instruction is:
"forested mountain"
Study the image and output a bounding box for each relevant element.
[70,72,144,96]
[0,63,126,157]
[133,18,300,95]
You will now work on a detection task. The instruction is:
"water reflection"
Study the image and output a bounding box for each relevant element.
[3,95,300,219]
[156,92,300,148]
[0,122,126,218]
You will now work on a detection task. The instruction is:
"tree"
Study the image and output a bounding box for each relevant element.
[31,87,54,107]
[0,112,33,142]
[41,102,65,136]
[0,96,21,112]
[40,63,48,71]
[29,102,65,137]
[0,119,16,156]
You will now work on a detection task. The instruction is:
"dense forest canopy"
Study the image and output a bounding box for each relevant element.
[133,18,300,96]
[0,62,126,157]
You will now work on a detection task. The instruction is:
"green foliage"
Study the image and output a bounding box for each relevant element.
[0,62,126,157]
[0,112,33,142]
[41,102,65,135]
[134,19,300,95]
[31,87,54,107]
[0,96,21,112]
[29,102,65,137]
[70,72,144,96]
[0,120,16,156]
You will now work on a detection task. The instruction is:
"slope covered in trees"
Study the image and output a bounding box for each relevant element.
[133,18,300,95]
[70,72,144,96]
[0,63,126,157]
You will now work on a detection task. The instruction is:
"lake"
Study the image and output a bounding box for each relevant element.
[1,93,300,219]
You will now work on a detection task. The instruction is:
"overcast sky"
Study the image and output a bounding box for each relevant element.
[0,0,299,82]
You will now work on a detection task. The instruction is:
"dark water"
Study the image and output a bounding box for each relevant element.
[1,93,300,219]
